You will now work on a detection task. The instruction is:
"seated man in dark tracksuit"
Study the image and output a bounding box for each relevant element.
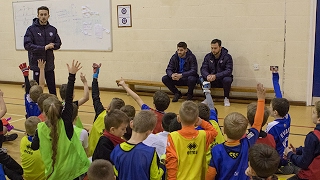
[200,39,233,106]
[162,42,198,102]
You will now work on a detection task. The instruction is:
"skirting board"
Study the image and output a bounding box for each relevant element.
[312,97,320,105]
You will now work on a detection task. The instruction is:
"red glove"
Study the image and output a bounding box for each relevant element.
[1,118,8,126]
[2,117,13,132]
[19,63,30,76]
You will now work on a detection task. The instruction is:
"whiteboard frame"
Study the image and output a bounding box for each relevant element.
[12,0,113,52]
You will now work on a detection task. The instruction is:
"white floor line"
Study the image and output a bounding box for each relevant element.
[82,123,93,126]
[8,118,26,123]
[9,129,25,134]
[6,113,25,117]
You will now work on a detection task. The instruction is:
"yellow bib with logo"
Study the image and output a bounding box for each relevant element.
[170,130,207,180]
[205,120,225,168]
[20,136,46,180]
[88,110,107,156]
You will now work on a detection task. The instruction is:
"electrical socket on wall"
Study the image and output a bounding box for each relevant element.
[253,64,259,70]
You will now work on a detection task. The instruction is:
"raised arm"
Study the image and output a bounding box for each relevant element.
[118,79,144,107]
[251,83,266,132]
[77,73,89,106]
[38,59,46,89]
[272,71,282,98]
[91,63,105,120]
[0,90,7,119]
[196,118,218,149]
[61,60,82,140]
[19,63,31,94]
[201,80,218,121]
[202,81,215,109]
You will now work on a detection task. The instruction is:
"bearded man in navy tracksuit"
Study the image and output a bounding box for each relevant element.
[200,39,233,107]
[24,6,61,95]
[162,42,198,102]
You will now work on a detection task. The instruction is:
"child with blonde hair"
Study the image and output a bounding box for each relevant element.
[206,83,266,180]
[20,116,45,180]
[166,101,218,180]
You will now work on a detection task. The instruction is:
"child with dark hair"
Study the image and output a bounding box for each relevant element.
[111,110,164,180]
[87,159,115,180]
[59,72,89,129]
[206,83,266,180]
[88,63,125,156]
[266,70,292,173]
[246,144,279,180]
[118,79,170,133]
[92,109,129,162]
[162,113,177,132]
[197,103,224,145]
[247,102,275,148]
[120,105,136,140]
[169,118,182,132]
[143,112,177,158]
[31,60,90,179]
[284,101,320,180]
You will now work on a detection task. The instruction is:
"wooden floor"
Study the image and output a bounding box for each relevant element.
[1,83,314,180]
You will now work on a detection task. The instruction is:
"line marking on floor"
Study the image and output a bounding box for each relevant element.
[8,118,26,123]
[6,113,25,117]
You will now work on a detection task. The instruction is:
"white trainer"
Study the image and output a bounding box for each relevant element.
[202,81,211,93]
[224,97,230,107]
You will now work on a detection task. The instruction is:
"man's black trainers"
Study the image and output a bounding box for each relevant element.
[187,94,193,100]
[4,133,18,142]
[172,93,182,102]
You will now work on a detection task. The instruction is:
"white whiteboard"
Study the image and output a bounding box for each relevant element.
[13,0,112,51]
